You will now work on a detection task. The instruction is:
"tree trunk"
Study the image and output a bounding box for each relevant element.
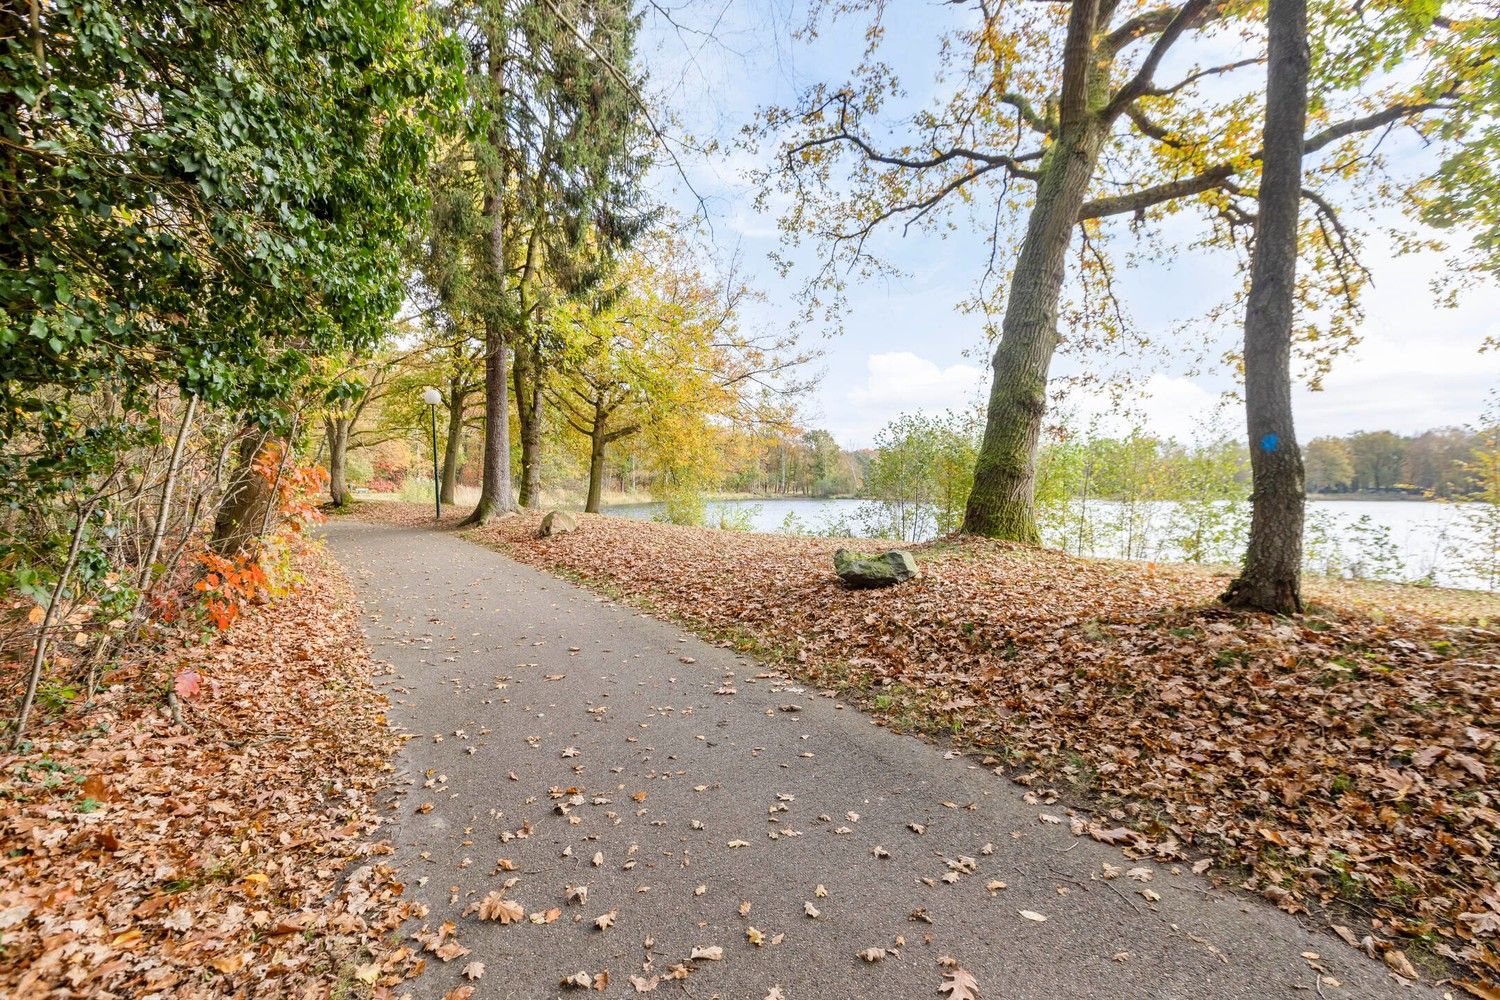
[586,418,607,514]
[213,431,276,555]
[962,126,1106,541]
[514,340,545,507]
[1222,0,1309,614]
[441,380,464,505]
[463,321,518,524]
[325,417,350,508]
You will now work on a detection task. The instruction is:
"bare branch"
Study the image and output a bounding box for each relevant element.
[1079,101,1451,220]
[1103,0,1218,120]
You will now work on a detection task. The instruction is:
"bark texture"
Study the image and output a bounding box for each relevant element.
[585,420,606,514]
[1222,0,1309,614]
[212,432,275,555]
[441,380,465,505]
[463,322,518,524]
[324,417,351,508]
[962,0,1108,541]
[514,341,545,507]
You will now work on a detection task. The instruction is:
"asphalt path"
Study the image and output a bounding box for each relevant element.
[324,517,1441,1000]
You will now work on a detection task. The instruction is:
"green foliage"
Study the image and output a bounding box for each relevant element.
[715,503,760,533]
[1304,437,1356,492]
[858,412,977,542]
[1168,439,1251,565]
[1,0,459,622]
[1343,515,1408,582]
[1447,400,1500,590]
[655,481,707,527]
[2,0,457,485]
[1036,429,1249,563]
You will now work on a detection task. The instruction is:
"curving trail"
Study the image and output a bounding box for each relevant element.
[325,517,1434,1000]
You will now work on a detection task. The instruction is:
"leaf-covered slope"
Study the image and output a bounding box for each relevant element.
[0,550,415,998]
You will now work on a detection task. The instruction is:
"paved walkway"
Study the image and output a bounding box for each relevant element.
[325,518,1436,999]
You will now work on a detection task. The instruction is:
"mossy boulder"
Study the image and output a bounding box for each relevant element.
[539,510,579,538]
[833,548,917,588]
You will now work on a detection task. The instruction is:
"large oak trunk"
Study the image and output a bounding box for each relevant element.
[1222,0,1309,615]
[962,125,1106,542]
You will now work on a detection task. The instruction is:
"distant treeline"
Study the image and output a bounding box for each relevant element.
[1303,428,1492,498]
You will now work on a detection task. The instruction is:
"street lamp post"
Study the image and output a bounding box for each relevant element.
[422,388,442,520]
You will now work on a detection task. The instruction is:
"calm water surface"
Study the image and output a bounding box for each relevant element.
[603,497,1491,590]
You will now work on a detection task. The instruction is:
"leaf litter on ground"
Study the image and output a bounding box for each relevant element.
[0,546,421,998]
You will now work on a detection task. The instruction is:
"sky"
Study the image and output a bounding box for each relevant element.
[635,1,1500,450]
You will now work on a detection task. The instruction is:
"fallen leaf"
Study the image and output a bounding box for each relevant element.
[939,966,980,1000]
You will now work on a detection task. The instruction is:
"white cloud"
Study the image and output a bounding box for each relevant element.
[1060,375,1232,443]
[1293,332,1499,435]
[826,351,987,446]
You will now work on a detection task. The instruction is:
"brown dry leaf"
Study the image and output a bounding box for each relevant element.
[859,947,887,962]
[690,945,723,961]
[470,891,524,924]
[444,987,476,1000]
[595,909,618,931]
[462,961,485,980]
[0,551,440,999]
[939,967,980,1000]
[1383,948,1419,982]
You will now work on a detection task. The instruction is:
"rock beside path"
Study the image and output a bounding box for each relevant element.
[834,548,917,588]
[540,510,579,537]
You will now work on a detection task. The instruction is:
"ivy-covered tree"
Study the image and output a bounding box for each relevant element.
[1,0,456,740]
[1,0,456,535]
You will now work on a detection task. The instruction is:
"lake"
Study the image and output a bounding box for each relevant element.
[603,496,1494,590]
